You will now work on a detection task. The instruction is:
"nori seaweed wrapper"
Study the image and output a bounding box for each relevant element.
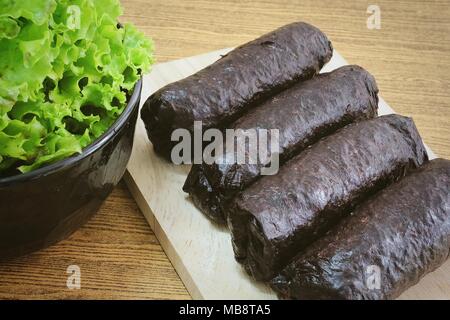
[271,158,450,300]
[229,114,428,281]
[141,22,333,159]
[183,65,379,224]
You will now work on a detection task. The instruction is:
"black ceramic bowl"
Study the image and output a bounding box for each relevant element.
[0,80,142,260]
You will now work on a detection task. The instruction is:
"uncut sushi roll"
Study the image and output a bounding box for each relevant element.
[141,22,333,159]
[272,159,450,300]
[183,65,379,224]
[229,114,428,281]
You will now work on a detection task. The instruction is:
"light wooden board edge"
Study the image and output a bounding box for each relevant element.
[125,48,448,300]
[124,171,204,299]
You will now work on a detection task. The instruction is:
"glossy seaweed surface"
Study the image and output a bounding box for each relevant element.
[141,22,333,159]
[272,158,450,300]
[229,114,428,281]
[183,65,379,224]
[0,80,142,260]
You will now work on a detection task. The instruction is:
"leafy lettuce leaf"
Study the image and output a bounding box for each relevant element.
[0,0,154,175]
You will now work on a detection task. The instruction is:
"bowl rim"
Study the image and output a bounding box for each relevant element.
[0,79,142,186]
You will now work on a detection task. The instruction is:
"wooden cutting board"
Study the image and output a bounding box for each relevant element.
[124,48,449,300]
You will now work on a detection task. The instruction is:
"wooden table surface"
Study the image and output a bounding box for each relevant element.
[0,0,449,300]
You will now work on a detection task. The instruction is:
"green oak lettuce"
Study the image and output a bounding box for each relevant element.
[0,0,153,175]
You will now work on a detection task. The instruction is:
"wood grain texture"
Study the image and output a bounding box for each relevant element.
[0,0,448,299]
[0,182,189,300]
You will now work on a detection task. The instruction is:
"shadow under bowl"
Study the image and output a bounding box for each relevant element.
[0,80,142,260]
